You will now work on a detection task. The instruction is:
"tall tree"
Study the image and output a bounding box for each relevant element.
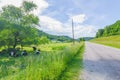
[0,1,39,49]
[96,29,104,38]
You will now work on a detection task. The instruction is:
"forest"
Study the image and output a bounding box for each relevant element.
[96,20,120,38]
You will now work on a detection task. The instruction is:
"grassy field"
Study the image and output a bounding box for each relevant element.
[90,35,120,49]
[0,42,84,80]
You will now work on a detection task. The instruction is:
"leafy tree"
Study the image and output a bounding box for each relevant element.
[96,20,120,38]
[96,29,104,38]
[38,36,50,44]
[0,1,39,49]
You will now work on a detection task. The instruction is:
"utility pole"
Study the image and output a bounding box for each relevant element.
[72,19,75,44]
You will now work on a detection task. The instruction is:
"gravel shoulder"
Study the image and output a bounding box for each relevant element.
[81,42,120,80]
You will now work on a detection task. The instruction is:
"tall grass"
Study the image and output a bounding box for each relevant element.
[60,42,84,80]
[0,42,84,80]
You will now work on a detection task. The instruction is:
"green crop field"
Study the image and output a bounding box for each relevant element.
[0,42,84,80]
[90,35,120,49]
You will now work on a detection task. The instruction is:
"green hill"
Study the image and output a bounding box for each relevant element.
[96,20,120,38]
[91,20,120,48]
[90,35,120,48]
[37,30,72,42]
[83,37,94,41]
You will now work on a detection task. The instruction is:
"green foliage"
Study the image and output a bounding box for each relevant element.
[59,42,84,80]
[1,5,23,23]
[22,14,39,26]
[0,1,39,49]
[0,29,14,48]
[79,37,85,42]
[22,1,37,13]
[96,20,120,37]
[38,36,50,44]
[96,29,104,38]
[0,43,84,80]
[94,20,120,49]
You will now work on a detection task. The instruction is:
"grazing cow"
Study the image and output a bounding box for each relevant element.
[35,49,40,54]
[21,50,27,56]
[10,51,16,57]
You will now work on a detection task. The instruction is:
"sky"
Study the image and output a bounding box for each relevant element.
[0,0,120,39]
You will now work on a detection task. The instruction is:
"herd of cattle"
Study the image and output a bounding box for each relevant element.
[0,47,40,57]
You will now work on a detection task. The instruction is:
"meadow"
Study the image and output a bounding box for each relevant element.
[90,35,120,48]
[0,42,84,80]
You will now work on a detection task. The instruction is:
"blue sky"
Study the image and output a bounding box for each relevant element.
[40,0,120,38]
[0,0,120,38]
[43,0,120,28]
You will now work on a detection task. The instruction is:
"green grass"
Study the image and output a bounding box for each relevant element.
[90,35,120,48]
[60,42,84,80]
[0,42,84,80]
[21,43,70,52]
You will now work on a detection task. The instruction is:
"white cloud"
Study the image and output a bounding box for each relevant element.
[0,0,49,15]
[28,0,49,15]
[72,14,86,23]
[0,0,22,8]
[38,16,97,39]
[39,16,66,35]
[74,25,97,38]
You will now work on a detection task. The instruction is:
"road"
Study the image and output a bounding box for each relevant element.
[81,42,120,80]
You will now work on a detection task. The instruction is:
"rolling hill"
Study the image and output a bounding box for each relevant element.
[91,20,120,48]
[37,30,73,42]
[90,35,120,48]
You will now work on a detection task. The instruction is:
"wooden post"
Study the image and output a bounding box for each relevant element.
[72,19,75,44]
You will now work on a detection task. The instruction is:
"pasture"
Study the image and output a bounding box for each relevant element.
[0,42,84,80]
[90,35,120,49]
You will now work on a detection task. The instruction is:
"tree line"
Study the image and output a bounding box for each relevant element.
[96,20,120,38]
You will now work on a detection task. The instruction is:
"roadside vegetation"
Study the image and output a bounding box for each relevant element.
[91,20,120,48]
[90,35,120,49]
[0,42,84,80]
[96,20,120,38]
[60,42,84,80]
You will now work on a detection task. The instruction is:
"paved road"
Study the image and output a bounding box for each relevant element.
[81,42,120,80]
